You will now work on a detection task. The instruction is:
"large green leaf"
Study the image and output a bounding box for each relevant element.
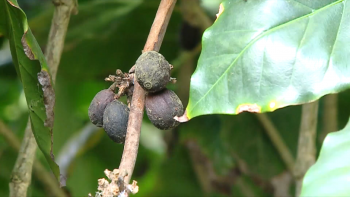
[0,0,60,183]
[185,0,350,119]
[301,118,350,196]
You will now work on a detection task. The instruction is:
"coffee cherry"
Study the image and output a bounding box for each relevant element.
[145,89,183,130]
[88,89,115,127]
[135,51,170,93]
[103,100,129,143]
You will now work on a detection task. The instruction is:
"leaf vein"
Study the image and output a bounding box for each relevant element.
[257,37,267,97]
[288,17,310,87]
[323,1,345,80]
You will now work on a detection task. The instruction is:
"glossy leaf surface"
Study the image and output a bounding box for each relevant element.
[0,0,60,182]
[301,118,350,196]
[186,0,350,119]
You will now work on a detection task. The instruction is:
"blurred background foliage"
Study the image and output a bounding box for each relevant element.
[0,0,349,196]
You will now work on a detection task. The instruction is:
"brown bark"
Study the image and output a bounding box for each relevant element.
[9,121,37,197]
[1,120,67,197]
[118,0,177,184]
[256,114,295,172]
[294,101,319,196]
[320,94,338,142]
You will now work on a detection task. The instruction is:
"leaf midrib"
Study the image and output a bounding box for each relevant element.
[5,1,21,67]
[188,0,344,116]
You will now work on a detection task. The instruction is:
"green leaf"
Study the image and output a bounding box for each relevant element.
[186,0,350,119]
[301,117,350,196]
[0,0,61,183]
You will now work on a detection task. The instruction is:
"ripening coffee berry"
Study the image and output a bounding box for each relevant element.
[88,89,115,127]
[103,100,129,143]
[145,89,183,130]
[135,51,170,93]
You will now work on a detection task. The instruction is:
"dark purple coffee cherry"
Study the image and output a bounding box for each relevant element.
[145,89,183,130]
[88,89,115,127]
[135,51,170,93]
[103,100,129,143]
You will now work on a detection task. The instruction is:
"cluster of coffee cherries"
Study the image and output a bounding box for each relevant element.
[88,51,183,144]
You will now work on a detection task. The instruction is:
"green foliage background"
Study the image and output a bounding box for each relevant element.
[0,0,350,196]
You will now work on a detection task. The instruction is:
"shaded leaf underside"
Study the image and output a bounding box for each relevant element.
[186,0,350,119]
[0,0,60,183]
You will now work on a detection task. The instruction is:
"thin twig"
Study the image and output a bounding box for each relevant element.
[32,161,67,197]
[185,140,214,194]
[294,101,319,197]
[270,172,293,197]
[256,114,295,172]
[1,119,66,197]
[118,0,177,184]
[10,0,77,195]
[0,120,21,149]
[319,94,337,142]
[9,119,36,197]
[46,0,78,82]
[142,0,176,52]
[180,0,212,31]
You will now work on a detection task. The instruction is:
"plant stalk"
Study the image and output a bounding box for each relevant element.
[319,94,337,142]
[1,120,66,197]
[256,113,295,172]
[180,0,212,32]
[294,101,319,196]
[118,0,177,184]
[46,0,78,83]
[9,120,37,197]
